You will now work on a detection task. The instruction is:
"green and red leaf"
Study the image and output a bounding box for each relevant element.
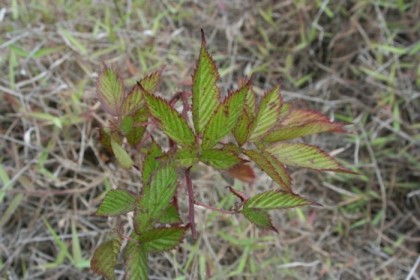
[97,66,124,116]
[143,90,196,147]
[233,109,253,146]
[125,107,148,147]
[138,68,163,94]
[192,30,220,134]
[200,148,242,170]
[201,82,249,149]
[96,189,136,216]
[137,226,188,253]
[244,190,317,210]
[241,208,277,232]
[124,240,148,280]
[249,85,282,141]
[91,237,122,280]
[111,138,133,169]
[142,142,163,185]
[267,143,352,173]
[245,149,292,191]
[135,165,178,233]
[120,86,143,116]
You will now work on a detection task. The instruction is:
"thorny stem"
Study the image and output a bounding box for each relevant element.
[194,200,237,215]
[185,168,197,239]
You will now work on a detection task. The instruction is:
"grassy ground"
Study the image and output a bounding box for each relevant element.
[1,0,419,279]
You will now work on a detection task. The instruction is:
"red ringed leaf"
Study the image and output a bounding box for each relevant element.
[267,143,353,173]
[96,66,124,116]
[91,237,122,280]
[192,30,221,133]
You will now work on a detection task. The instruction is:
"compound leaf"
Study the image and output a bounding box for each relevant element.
[111,138,133,169]
[267,143,352,173]
[144,91,196,147]
[249,85,282,141]
[200,148,242,169]
[124,240,148,280]
[97,67,124,116]
[91,237,122,280]
[244,190,316,210]
[202,82,249,149]
[96,189,136,216]
[192,30,220,134]
[245,149,292,191]
[137,226,188,253]
[241,208,276,232]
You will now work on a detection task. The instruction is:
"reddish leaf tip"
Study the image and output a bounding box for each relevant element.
[200,29,206,44]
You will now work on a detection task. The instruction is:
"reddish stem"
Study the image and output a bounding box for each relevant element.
[194,200,237,215]
[185,168,197,239]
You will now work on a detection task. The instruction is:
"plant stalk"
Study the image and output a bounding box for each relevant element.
[185,168,197,239]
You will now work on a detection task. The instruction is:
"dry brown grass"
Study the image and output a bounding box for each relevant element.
[1,1,419,279]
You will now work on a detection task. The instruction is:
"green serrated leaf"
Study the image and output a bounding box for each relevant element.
[200,149,242,169]
[157,202,182,224]
[139,68,163,94]
[96,189,136,216]
[202,83,249,149]
[135,165,178,233]
[124,240,148,280]
[91,237,122,280]
[97,67,124,116]
[142,142,163,185]
[267,143,351,173]
[143,90,196,147]
[245,149,291,191]
[263,121,344,142]
[175,148,199,168]
[120,116,134,135]
[111,139,133,169]
[192,31,220,133]
[138,226,187,252]
[245,86,256,117]
[120,86,143,116]
[241,208,276,232]
[244,190,315,210]
[249,85,282,141]
[125,107,148,147]
[233,109,253,146]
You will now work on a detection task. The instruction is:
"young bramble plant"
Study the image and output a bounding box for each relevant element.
[91,30,354,279]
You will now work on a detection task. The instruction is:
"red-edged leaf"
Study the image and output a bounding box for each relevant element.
[96,189,136,216]
[91,237,122,280]
[241,208,277,232]
[192,30,220,134]
[244,190,318,210]
[267,143,353,173]
[120,86,143,116]
[263,121,345,142]
[233,109,253,146]
[200,148,242,169]
[137,226,188,253]
[139,68,163,94]
[249,85,282,141]
[201,82,249,149]
[143,90,196,147]
[135,165,178,233]
[226,163,256,183]
[281,109,330,126]
[96,67,124,116]
[124,240,148,280]
[142,142,163,185]
[244,149,292,191]
[125,107,148,147]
